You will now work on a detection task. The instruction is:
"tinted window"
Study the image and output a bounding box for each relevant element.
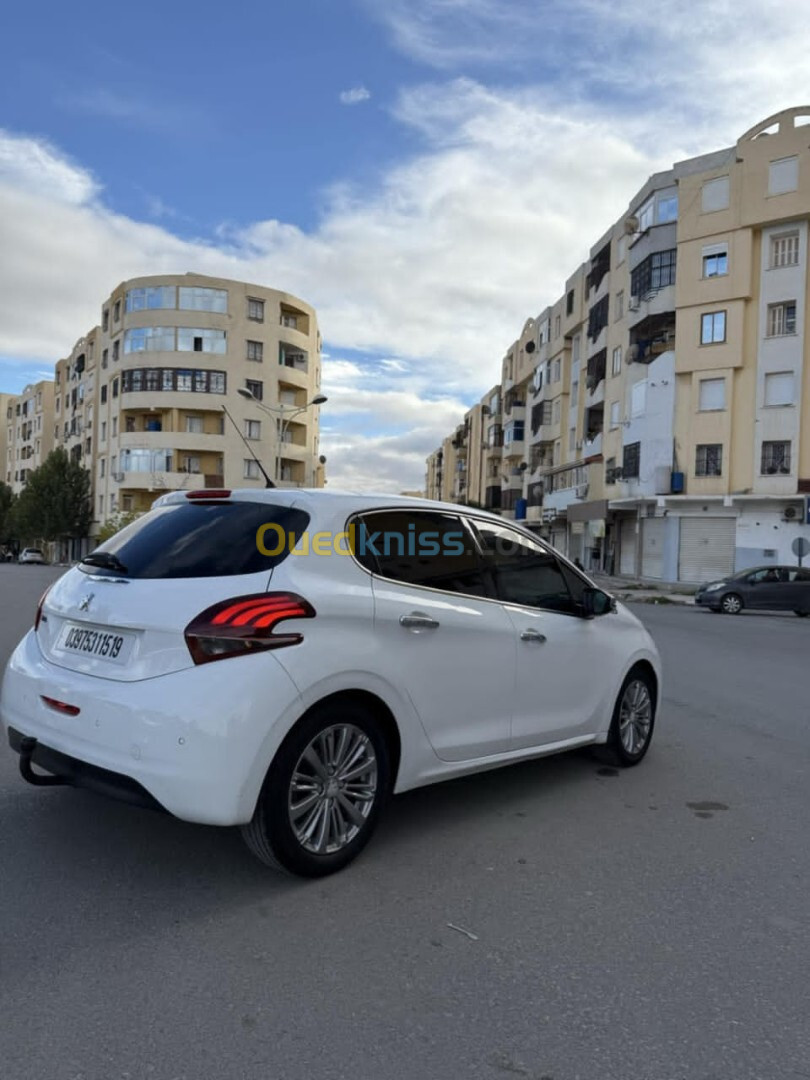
[80,502,309,579]
[353,510,492,598]
[474,522,575,613]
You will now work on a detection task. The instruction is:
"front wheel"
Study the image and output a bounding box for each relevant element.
[241,701,391,877]
[720,592,744,615]
[602,668,656,767]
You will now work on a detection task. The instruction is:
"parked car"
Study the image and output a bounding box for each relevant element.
[1,490,661,877]
[18,548,45,565]
[695,565,810,615]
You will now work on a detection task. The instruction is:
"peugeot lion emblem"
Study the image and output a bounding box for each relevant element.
[78,593,95,612]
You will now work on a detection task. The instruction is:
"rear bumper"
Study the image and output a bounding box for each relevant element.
[1,629,304,825]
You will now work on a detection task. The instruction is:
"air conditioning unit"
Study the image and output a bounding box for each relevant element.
[783,505,798,521]
[628,295,640,312]
[624,216,639,234]
[626,344,640,364]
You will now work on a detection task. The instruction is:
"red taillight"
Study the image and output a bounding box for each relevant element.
[186,489,231,500]
[41,696,80,717]
[35,587,51,632]
[184,592,315,665]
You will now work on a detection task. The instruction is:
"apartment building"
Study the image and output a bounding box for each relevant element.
[1,273,325,542]
[426,106,810,584]
[4,380,55,494]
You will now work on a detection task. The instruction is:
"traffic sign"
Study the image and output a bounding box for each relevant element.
[792,536,810,565]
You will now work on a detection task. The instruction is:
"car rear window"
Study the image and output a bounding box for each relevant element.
[80,502,309,579]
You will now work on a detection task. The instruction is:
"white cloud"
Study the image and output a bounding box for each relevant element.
[339,86,372,105]
[0,129,99,204]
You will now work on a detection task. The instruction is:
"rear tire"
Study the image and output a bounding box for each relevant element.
[720,592,743,615]
[241,700,391,877]
[600,667,656,767]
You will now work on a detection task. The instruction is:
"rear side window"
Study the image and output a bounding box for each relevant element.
[81,502,309,579]
[353,509,493,598]
[473,521,577,614]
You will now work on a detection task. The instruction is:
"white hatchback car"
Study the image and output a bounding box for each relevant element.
[18,548,45,565]
[1,490,661,876]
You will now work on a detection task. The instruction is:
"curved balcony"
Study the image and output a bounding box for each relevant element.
[118,430,226,453]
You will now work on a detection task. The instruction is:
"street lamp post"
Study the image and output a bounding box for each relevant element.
[236,387,327,484]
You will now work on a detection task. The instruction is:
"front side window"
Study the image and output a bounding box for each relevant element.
[126,286,176,312]
[353,510,492,599]
[178,287,227,313]
[695,444,723,477]
[473,522,577,614]
[766,301,796,337]
[761,440,791,475]
[177,328,227,354]
[701,311,726,344]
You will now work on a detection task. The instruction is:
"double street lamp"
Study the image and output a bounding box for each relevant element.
[237,387,327,484]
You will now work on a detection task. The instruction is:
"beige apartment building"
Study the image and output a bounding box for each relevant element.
[3,380,55,495]
[427,106,810,583]
[2,273,325,546]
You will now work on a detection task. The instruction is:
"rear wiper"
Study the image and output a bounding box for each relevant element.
[81,552,129,574]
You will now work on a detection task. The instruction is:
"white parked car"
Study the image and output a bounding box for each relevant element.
[18,548,45,565]
[1,490,661,877]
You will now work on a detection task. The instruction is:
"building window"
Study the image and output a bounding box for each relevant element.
[503,420,525,445]
[100,384,107,404]
[572,335,580,364]
[699,378,726,411]
[571,380,578,405]
[185,416,204,433]
[566,289,574,316]
[637,198,654,232]
[112,378,119,399]
[247,298,265,321]
[767,301,796,336]
[622,442,640,479]
[568,427,576,451]
[695,444,722,477]
[630,249,676,297]
[245,419,261,440]
[657,194,678,222]
[768,156,798,196]
[178,286,227,312]
[121,495,134,512]
[553,358,561,382]
[587,295,609,341]
[102,308,109,332]
[611,346,622,375]
[112,417,118,436]
[771,232,799,268]
[182,455,201,474]
[99,457,106,478]
[701,311,726,344]
[98,495,104,516]
[764,371,794,407]
[101,421,106,442]
[630,381,646,419]
[702,176,730,213]
[703,248,728,277]
[554,315,561,339]
[113,300,121,322]
[176,327,227,353]
[120,368,226,394]
[553,400,561,423]
[247,340,264,362]
[615,291,624,320]
[245,379,263,402]
[126,286,176,312]
[761,440,791,475]
[124,327,175,353]
[102,348,108,369]
[244,459,261,479]
[112,339,120,362]
[610,400,620,428]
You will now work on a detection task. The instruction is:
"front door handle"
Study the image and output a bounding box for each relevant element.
[520,628,547,644]
[399,612,440,631]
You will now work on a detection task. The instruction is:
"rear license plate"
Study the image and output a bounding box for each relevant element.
[56,623,134,664]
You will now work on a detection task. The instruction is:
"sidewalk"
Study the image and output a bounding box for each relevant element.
[590,573,696,605]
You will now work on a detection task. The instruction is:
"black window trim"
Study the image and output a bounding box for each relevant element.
[346,507,596,617]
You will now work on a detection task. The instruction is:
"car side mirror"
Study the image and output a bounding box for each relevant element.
[581,587,614,618]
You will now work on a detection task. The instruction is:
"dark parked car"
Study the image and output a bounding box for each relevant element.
[695,565,810,615]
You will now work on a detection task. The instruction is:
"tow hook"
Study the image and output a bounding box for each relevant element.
[18,736,68,787]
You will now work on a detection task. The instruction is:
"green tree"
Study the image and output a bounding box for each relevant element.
[0,482,16,551]
[14,449,92,544]
[96,511,140,544]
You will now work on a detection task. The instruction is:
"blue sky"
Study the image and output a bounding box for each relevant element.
[1,0,808,489]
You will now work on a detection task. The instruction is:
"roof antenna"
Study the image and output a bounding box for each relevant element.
[220,404,275,488]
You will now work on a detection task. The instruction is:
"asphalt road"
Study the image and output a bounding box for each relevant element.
[1,564,809,1080]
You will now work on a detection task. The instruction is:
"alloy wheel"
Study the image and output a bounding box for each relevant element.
[618,679,653,756]
[288,724,378,855]
[721,594,742,615]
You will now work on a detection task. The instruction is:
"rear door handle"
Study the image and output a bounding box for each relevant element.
[399,612,440,631]
[520,628,547,644]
